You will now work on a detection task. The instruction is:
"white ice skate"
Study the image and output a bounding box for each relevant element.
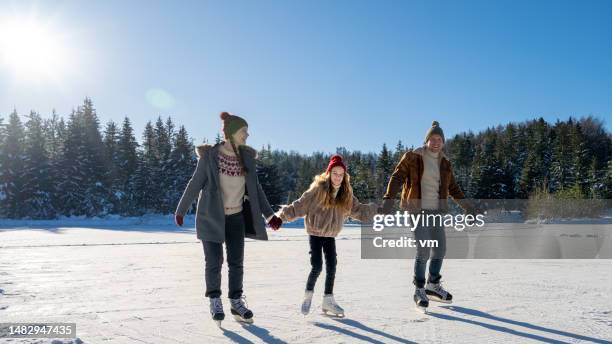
[322,294,345,317]
[301,290,314,315]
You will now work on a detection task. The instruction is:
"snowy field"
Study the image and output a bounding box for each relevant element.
[1,221,611,344]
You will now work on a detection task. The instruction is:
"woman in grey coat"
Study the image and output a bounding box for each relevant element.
[174,112,283,326]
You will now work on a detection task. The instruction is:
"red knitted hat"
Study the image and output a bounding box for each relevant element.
[326,154,346,173]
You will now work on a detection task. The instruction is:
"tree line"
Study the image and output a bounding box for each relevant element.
[1,98,610,219]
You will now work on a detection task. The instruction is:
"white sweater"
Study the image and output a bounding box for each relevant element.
[420,148,441,210]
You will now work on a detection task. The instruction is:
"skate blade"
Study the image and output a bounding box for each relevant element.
[322,310,345,318]
[428,296,453,304]
[215,320,223,328]
[233,314,254,324]
[415,305,428,314]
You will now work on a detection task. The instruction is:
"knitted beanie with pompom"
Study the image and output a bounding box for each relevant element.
[424,120,445,144]
[220,112,248,140]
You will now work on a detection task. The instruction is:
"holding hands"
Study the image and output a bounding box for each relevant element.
[176,213,282,230]
[268,215,283,231]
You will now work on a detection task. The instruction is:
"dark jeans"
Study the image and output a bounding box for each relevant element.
[413,211,447,288]
[306,235,337,295]
[202,212,245,299]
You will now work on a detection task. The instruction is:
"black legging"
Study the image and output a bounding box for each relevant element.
[306,235,337,295]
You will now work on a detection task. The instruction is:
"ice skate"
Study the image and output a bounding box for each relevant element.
[414,287,429,313]
[322,294,345,317]
[230,296,254,324]
[301,290,314,315]
[425,281,453,304]
[209,297,225,327]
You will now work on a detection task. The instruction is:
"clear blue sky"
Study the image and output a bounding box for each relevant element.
[1,0,611,154]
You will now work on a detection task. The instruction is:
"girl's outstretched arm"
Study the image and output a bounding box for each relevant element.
[278,188,316,223]
[349,196,379,223]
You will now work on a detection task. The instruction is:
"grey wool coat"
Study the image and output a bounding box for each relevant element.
[175,143,274,243]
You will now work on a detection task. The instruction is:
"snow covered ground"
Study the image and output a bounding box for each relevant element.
[1,222,611,344]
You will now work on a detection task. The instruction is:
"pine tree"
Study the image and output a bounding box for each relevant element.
[116,117,139,215]
[168,125,195,213]
[473,130,506,199]
[579,116,609,169]
[103,120,121,213]
[43,109,65,161]
[498,124,518,198]
[156,116,175,213]
[56,110,87,216]
[393,140,405,164]
[256,145,283,210]
[570,122,590,195]
[519,118,551,197]
[294,152,327,199]
[468,144,482,198]
[295,158,315,197]
[587,157,605,198]
[42,110,66,214]
[336,147,349,159]
[136,121,160,213]
[22,111,55,218]
[0,110,26,218]
[512,124,529,197]
[447,132,474,194]
[351,155,376,202]
[80,98,109,215]
[133,151,147,215]
[273,150,299,204]
[549,120,574,192]
[376,143,393,199]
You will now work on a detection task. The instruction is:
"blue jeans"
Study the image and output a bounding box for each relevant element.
[413,211,447,288]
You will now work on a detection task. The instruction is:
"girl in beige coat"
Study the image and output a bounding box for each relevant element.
[278,154,377,317]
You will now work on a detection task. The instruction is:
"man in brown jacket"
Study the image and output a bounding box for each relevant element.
[382,121,467,311]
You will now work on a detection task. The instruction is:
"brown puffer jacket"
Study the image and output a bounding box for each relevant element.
[382,146,469,213]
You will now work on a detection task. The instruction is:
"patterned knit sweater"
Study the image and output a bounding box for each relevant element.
[218,147,246,215]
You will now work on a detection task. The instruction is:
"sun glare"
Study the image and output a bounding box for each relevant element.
[0,15,70,83]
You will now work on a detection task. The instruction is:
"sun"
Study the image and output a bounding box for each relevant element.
[0,15,70,83]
